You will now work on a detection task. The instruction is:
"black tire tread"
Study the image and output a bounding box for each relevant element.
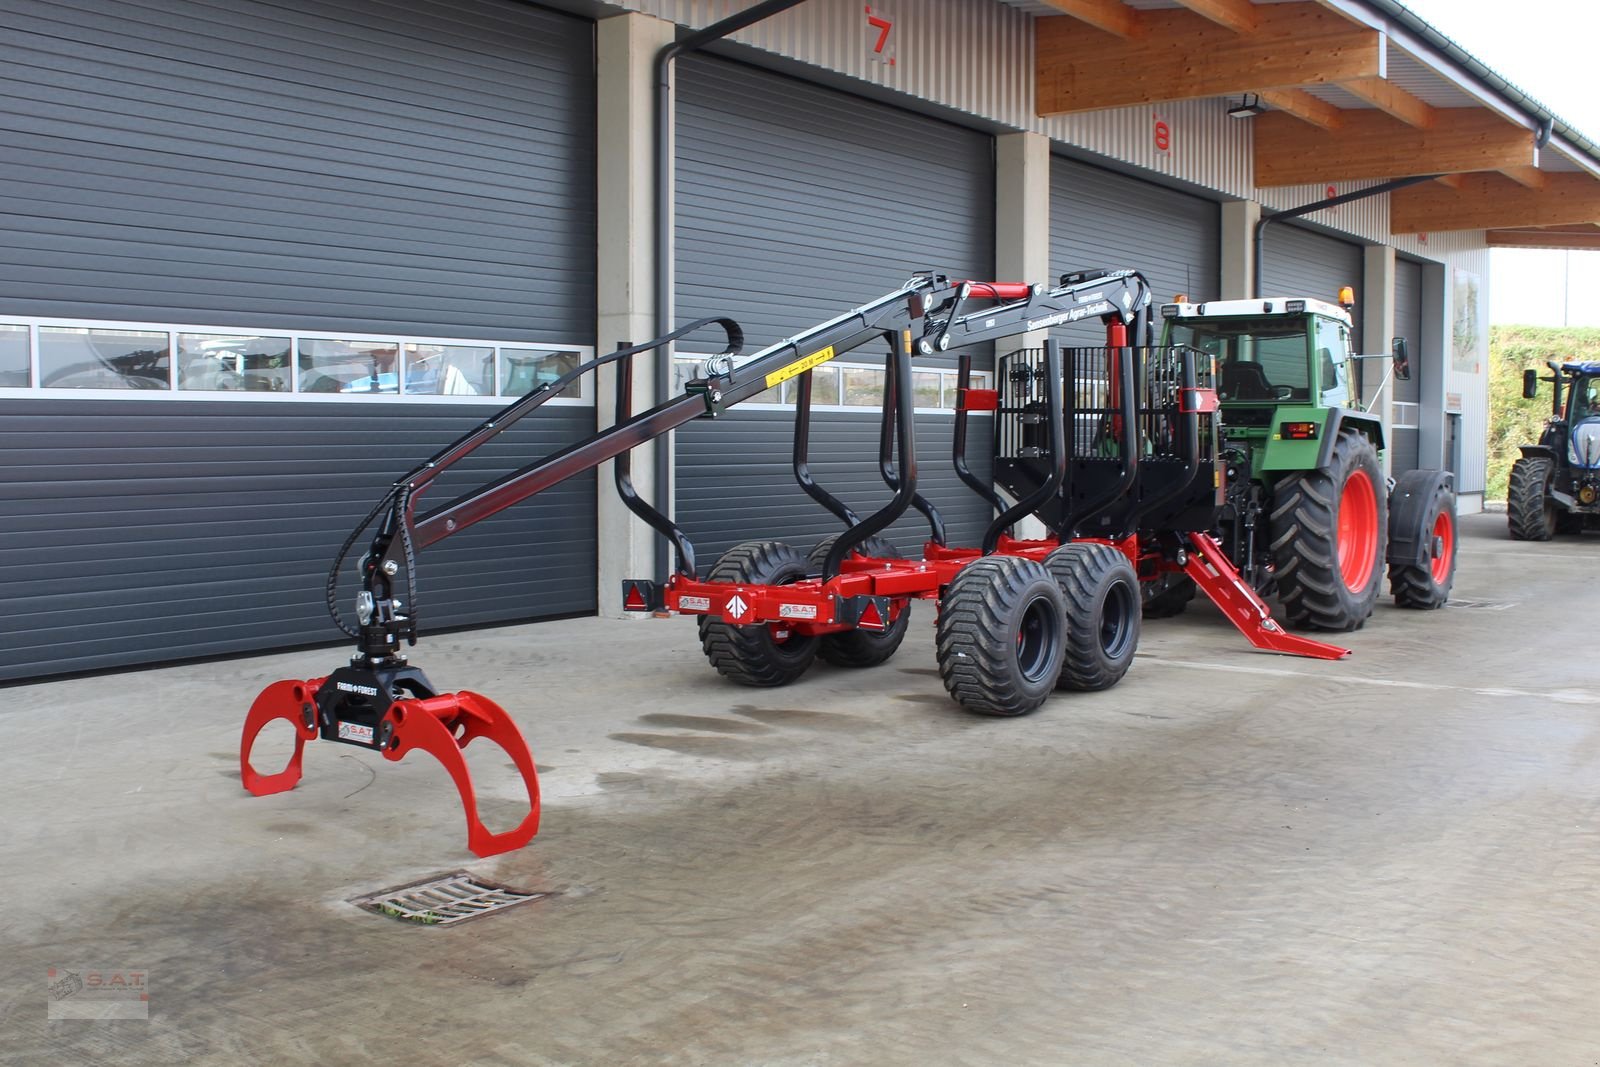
[935,556,1066,717]
[807,534,911,668]
[1140,573,1196,618]
[1389,483,1457,610]
[697,540,817,687]
[1507,455,1555,541]
[1268,431,1387,632]
[1045,543,1141,692]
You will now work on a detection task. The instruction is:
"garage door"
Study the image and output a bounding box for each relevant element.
[1391,258,1424,474]
[674,56,997,568]
[1050,156,1221,344]
[1261,223,1365,347]
[0,0,598,681]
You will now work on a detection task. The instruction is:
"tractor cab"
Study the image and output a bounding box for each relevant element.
[1158,296,1355,413]
[1562,367,1600,470]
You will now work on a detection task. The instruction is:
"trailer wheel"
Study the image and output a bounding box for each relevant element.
[1507,455,1557,541]
[697,541,818,687]
[935,556,1067,717]
[807,534,911,669]
[1268,430,1386,631]
[1389,479,1457,609]
[1044,543,1140,691]
[1140,572,1196,618]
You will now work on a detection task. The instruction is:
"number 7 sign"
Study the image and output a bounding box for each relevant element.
[866,6,895,66]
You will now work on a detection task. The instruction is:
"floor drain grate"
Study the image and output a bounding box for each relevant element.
[1447,598,1515,611]
[351,872,547,926]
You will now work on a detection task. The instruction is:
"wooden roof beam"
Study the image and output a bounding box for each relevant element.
[1170,0,1258,34]
[1036,3,1381,115]
[1486,226,1600,250]
[1255,109,1536,186]
[1036,0,1141,38]
[1340,77,1436,128]
[1392,173,1600,232]
[1500,165,1548,189]
[1258,89,1344,130]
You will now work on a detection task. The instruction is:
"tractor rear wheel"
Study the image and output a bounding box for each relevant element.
[807,533,911,669]
[1269,431,1387,631]
[697,540,818,687]
[1507,455,1557,541]
[1389,480,1457,609]
[1044,543,1140,691]
[935,555,1066,717]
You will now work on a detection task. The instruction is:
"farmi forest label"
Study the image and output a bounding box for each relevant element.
[765,345,837,388]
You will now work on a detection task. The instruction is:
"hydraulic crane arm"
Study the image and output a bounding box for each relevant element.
[339,269,1153,654]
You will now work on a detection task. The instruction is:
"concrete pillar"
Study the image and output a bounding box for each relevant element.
[595,11,676,616]
[994,131,1052,355]
[994,132,1052,538]
[1362,243,1397,476]
[1220,199,1261,299]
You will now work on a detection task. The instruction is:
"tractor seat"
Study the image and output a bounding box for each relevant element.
[1219,360,1275,401]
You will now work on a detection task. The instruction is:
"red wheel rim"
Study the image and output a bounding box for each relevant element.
[1429,509,1455,585]
[1337,468,1379,592]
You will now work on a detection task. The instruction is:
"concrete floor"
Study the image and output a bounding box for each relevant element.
[2,513,1597,1065]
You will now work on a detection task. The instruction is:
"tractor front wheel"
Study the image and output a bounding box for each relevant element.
[1389,478,1457,609]
[1269,431,1387,631]
[935,556,1066,717]
[698,540,818,687]
[1044,543,1141,691]
[807,533,911,669]
[1507,455,1557,541]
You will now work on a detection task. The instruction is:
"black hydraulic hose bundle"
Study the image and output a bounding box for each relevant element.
[323,316,744,638]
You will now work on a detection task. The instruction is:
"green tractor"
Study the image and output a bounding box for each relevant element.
[1151,294,1458,630]
[1508,360,1600,539]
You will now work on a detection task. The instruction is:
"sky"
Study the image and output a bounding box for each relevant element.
[1391,0,1600,327]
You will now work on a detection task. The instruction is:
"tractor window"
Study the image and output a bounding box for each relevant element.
[1578,378,1600,420]
[1313,316,1348,404]
[1167,318,1310,402]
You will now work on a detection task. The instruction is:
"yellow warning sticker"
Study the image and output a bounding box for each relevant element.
[765,345,837,388]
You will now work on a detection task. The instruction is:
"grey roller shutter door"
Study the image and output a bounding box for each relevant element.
[0,0,598,680]
[0,399,596,681]
[0,0,594,343]
[1049,156,1220,345]
[1261,224,1365,345]
[1391,258,1424,474]
[674,56,996,567]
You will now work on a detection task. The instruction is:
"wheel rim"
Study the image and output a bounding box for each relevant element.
[1337,468,1379,592]
[1100,580,1138,659]
[1429,510,1455,585]
[1015,595,1059,683]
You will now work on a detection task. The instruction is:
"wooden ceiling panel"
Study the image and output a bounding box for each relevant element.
[1255,109,1535,186]
[1036,3,1381,115]
[1393,173,1600,232]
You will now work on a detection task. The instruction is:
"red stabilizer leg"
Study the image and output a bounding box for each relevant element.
[381,692,542,858]
[240,679,322,796]
[1181,534,1351,661]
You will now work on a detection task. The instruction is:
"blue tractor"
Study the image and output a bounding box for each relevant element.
[1510,361,1600,539]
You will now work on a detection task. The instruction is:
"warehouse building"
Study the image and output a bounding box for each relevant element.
[2,0,1596,680]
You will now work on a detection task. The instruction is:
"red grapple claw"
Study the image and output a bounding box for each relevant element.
[380,691,542,858]
[239,678,541,858]
[240,678,322,796]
